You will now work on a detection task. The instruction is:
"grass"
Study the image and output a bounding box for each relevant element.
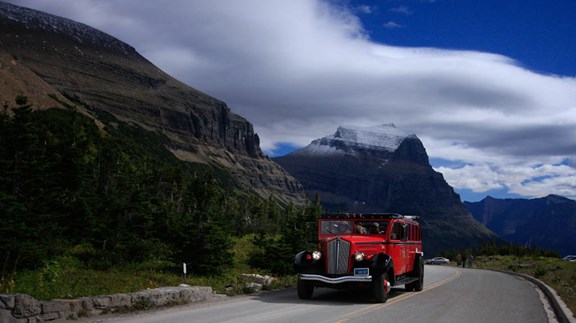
[468,255,576,316]
[5,235,296,301]
[13,261,183,300]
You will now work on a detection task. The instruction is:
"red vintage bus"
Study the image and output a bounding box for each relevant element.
[294,213,424,302]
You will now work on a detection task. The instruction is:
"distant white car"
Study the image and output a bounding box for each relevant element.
[425,257,450,265]
[562,255,576,262]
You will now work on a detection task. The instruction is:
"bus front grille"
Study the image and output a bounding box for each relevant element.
[327,238,350,274]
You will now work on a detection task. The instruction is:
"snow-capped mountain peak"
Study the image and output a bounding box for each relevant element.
[332,123,413,150]
[295,124,416,157]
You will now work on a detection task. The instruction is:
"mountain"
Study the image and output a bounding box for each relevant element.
[0,1,304,205]
[465,195,576,256]
[274,124,500,255]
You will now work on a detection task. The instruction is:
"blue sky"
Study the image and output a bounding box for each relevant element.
[7,0,576,202]
[348,0,576,76]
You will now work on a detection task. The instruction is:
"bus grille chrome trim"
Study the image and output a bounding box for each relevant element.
[327,238,350,274]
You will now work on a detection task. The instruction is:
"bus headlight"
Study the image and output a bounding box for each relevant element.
[353,252,365,262]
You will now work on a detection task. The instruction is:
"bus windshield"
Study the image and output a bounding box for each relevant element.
[320,220,353,235]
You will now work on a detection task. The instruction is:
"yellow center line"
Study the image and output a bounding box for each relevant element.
[334,269,463,323]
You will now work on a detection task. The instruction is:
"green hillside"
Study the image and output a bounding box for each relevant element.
[0,98,318,291]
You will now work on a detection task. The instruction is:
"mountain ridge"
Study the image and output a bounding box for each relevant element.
[0,1,135,55]
[0,1,305,205]
[464,194,576,256]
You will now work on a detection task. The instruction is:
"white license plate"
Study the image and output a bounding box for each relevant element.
[354,268,369,276]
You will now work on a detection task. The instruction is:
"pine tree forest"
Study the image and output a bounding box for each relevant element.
[0,97,321,278]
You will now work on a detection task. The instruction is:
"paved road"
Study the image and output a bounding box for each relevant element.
[89,266,554,323]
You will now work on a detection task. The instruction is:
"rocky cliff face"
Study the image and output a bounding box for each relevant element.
[465,195,576,256]
[274,124,499,255]
[0,2,304,205]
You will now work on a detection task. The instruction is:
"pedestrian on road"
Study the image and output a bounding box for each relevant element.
[468,255,475,268]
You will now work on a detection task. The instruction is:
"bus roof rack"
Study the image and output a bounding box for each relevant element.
[403,215,421,222]
[319,213,421,221]
[320,213,411,220]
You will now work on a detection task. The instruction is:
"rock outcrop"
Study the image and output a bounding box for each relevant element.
[0,1,304,205]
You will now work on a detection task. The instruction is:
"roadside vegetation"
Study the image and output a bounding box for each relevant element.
[2,235,299,301]
[0,97,316,300]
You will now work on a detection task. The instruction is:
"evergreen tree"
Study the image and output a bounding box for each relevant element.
[0,97,321,276]
[248,195,323,275]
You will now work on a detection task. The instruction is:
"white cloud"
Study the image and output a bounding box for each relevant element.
[390,6,413,15]
[6,0,576,200]
[437,163,576,200]
[357,5,372,14]
[383,21,404,29]
[436,164,505,192]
